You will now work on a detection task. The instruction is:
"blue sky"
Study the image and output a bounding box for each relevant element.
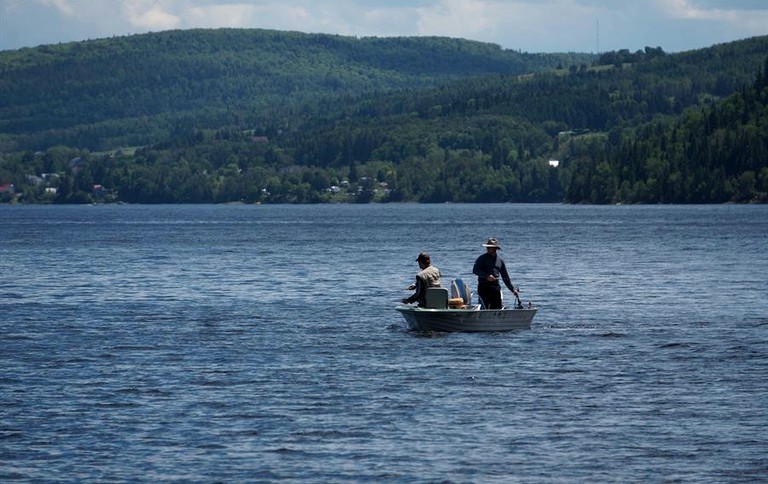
[1,0,766,53]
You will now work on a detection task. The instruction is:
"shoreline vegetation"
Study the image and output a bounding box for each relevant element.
[1,29,767,205]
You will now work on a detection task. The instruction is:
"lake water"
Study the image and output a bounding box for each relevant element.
[1,203,766,482]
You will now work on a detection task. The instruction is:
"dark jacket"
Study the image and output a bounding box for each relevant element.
[472,253,514,291]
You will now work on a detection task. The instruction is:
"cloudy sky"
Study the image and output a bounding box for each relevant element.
[1,0,766,53]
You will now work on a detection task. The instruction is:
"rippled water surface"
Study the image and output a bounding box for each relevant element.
[2,204,767,482]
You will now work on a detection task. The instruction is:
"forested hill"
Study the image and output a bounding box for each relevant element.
[0,28,591,152]
[1,30,767,204]
[277,36,768,204]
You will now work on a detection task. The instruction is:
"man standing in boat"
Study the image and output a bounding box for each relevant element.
[473,238,519,309]
[401,252,442,307]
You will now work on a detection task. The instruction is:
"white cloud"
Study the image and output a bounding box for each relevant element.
[655,0,768,32]
[184,4,258,29]
[415,0,496,38]
[124,4,181,31]
[657,0,736,20]
[124,2,319,33]
[39,0,75,17]
[656,0,768,27]
[413,0,603,51]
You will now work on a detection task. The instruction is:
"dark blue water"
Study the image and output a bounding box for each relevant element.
[2,204,766,482]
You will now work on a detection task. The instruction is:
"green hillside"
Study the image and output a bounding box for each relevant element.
[0,28,590,152]
[1,29,767,204]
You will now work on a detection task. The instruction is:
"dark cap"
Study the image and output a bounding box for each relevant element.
[416,252,430,263]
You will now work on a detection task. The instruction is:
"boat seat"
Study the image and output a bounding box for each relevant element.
[424,287,449,309]
[452,278,472,305]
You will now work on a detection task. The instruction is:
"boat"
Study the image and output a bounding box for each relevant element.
[396,305,536,332]
[395,280,537,332]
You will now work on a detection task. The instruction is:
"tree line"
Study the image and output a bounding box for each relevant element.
[1,30,767,204]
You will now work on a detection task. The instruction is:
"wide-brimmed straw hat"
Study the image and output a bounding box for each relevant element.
[482,237,501,249]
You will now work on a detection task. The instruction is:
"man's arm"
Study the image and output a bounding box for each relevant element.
[499,261,517,293]
[404,276,425,304]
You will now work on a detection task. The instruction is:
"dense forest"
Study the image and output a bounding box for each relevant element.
[0,29,766,204]
[0,29,589,152]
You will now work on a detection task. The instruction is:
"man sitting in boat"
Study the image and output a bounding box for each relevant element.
[401,252,442,307]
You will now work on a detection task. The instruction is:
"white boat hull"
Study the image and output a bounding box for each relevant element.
[395,305,537,332]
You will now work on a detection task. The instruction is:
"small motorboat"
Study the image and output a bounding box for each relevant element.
[396,305,536,332]
[396,280,537,332]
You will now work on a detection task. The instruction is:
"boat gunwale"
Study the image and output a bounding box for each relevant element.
[395,304,537,332]
[395,305,537,314]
